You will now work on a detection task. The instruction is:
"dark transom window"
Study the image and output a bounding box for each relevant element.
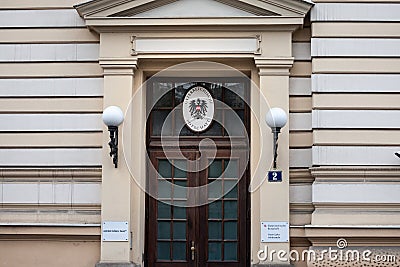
[148,78,249,139]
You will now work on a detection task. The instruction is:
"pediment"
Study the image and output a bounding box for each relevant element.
[75,0,312,19]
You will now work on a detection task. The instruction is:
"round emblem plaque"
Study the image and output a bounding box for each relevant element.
[183,86,214,132]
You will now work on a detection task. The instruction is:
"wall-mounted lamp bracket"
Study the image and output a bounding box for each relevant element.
[271,127,281,169]
[107,126,118,168]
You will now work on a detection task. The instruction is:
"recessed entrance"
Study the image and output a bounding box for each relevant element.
[145,78,250,266]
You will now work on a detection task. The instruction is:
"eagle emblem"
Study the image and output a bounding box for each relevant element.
[189,98,208,120]
[183,86,214,132]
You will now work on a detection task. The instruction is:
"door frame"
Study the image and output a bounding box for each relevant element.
[144,77,251,266]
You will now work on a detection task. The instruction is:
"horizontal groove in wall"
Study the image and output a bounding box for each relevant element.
[312,58,400,74]
[314,130,400,146]
[312,22,400,38]
[0,29,99,44]
[313,93,400,110]
[289,97,312,112]
[290,132,313,147]
[0,63,103,78]
[290,62,312,77]
[0,98,103,113]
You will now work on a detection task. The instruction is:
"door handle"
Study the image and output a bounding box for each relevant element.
[191,241,195,261]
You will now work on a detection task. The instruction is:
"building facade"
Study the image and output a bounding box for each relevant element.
[0,0,399,266]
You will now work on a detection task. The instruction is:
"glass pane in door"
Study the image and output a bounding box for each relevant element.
[156,159,188,261]
[207,159,239,262]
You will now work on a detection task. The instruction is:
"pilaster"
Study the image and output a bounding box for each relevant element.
[254,56,293,265]
[98,59,137,264]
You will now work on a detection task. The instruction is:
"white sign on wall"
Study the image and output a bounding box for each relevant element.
[260,221,289,243]
[102,221,129,242]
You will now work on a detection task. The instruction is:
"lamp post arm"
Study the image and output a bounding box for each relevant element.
[272,127,281,169]
[108,126,118,168]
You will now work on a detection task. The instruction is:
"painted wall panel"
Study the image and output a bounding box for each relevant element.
[312,58,400,74]
[312,110,400,129]
[289,113,312,131]
[2,182,101,204]
[311,4,400,22]
[0,133,102,147]
[293,43,311,60]
[3,183,38,203]
[289,132,313,147]
[0,149,102,166]
[0,78,103,97]
[313,183,400,203]
[0,98,102,112]
[0,44,99,62]
[54,183,72,204]
[289,184,312,203]
[289,78,311,96]
[73,184,101,204]
[312,146,400,165]
[0,63,103,78]
[0,114,102,132]
[312,74,400,93]
[290,148,312,168]
[312,22,400,38]
[0,10,85,28]
[135,38,258,53]
[314,130,400,145]
[313,94,400,110]
[312,38,400,57]
[38,183,53,204]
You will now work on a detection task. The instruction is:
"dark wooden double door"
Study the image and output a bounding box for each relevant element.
[146,149,249,267]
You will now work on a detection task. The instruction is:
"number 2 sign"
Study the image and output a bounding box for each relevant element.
[268,171,282,182]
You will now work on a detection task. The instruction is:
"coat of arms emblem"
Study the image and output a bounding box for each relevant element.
[183,86,214,132]
[189,99,208,120]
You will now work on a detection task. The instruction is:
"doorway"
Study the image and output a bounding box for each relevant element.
[145,78,250,266]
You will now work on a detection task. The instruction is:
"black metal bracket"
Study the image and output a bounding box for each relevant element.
[272,127,281,169]
[107,126,118,168]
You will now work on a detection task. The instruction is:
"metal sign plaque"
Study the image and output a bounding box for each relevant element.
[261,221,289,243]
[268,170,282,182]
[183,86,214,132]
[102,221,129,242]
